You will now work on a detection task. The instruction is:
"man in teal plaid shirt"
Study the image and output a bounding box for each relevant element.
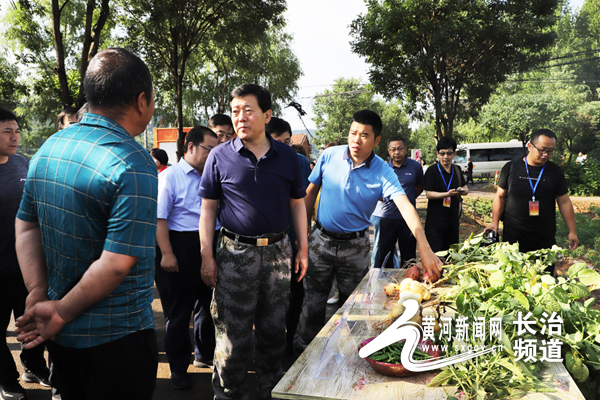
[14,48,158,400]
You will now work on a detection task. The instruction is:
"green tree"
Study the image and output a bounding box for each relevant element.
[350,0,560,140]
[312,78,376,146]
[117,0,286,160]
[5,0,111,110]
[172,26,301,124]
[311,78,411,159]
[0,52,27,110]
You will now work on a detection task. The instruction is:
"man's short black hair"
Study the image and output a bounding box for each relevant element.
[351,110,382,137]
[56,107,77,130]
[387,136,406,147]
[530,129,557,143]
[208,114,233,130]
[230,84,271,113]
[0,107,19,126]
[265,117,292,137]
[84,48,152,116]
[184,126,218,154]
[150,148,168,166]
[437,136,457,152]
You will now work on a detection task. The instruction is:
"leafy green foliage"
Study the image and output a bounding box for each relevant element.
[556,208,600,267]
[311,77,411,160]
[430,237,600,399]
[562,160,600,196]
[350,0,559,139]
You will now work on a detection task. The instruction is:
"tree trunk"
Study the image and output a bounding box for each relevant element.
[176,74,185,162]
[76,0,110,107]
[51,0,74,108]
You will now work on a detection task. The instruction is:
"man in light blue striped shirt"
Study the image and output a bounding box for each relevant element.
[15,48,158,400]
[156,126,218,390]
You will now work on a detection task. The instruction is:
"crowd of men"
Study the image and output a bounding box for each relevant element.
[0,48,579,400]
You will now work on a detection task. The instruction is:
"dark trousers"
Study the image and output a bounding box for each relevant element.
[154,245,170,320]
[371,215,416,269]
[425,216,459,253]
[0,272,46,386]
[503,225,556,273]
[164,232,215,373]
[46,329,157,400]
[285,242,304,352]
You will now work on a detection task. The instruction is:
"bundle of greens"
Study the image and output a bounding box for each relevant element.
[426,235,600,400]
[368,340,432,364]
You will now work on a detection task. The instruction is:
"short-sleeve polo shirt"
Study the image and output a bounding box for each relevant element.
[16,113,157,348]
[310,145,405,234]
[198,134,306,236]
[372,158,424,220]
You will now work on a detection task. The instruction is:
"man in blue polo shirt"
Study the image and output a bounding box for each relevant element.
[14,48,158,399]
[199,84,308,400]
[293,110,442,355]
[157,126,218,390]
[371,136,424,269]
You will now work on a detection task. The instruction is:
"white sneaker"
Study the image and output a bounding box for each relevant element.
[327,294,339,305]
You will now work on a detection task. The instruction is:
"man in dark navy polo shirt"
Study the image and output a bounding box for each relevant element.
[198,84,308,400]
[293,110,443,355]
[371,136,424,269]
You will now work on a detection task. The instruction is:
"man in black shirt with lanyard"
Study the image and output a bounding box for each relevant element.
[485,129,578,269]
[424,136,469,252]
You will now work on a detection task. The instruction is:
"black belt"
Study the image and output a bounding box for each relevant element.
[222,228,288,246]
[169,230,199,238]
[315,220,368,241]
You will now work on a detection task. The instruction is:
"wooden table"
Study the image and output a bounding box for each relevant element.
[273,269,585,400]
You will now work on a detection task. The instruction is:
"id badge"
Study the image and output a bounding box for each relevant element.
[443,197,451,208]
[529,201,539,217]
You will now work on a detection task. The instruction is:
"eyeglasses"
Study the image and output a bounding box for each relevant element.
[530,142,556,156]
[197,144,213,153]
[388,146,406,152]
[438,151,454,157]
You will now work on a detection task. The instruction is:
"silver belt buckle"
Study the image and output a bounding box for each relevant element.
[257,238,269,246]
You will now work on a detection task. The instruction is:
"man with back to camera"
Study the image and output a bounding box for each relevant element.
[485,129,578,273]
[265,116,311,353]
[293,109,443,355]
[199,84,308,400]
[157,126,218,390]
[371,136,424,269]
[0,108,51,400]
[424,136,469,252]
[208,114,234,144]
[14,48,158,400]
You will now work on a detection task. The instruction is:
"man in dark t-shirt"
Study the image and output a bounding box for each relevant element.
[0,108,50,400]
[485,129,578,260]
[424,136,469,252]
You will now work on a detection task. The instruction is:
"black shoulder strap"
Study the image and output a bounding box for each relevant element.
[454,164,464,187]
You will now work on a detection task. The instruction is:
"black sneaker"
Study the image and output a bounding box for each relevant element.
[21,369,50,387]
[0,381,27,400]
[170,372,191,390]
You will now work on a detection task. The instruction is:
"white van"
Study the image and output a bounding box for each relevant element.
[454,140,526,178]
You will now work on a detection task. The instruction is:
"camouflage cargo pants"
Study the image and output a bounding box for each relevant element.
[211,233,291,400]
[293,226,370,354]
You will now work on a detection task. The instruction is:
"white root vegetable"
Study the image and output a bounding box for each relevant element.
[409,280,433,302]
[400,278,414,291]
[399,290,422,304]
[389,303,406,318]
